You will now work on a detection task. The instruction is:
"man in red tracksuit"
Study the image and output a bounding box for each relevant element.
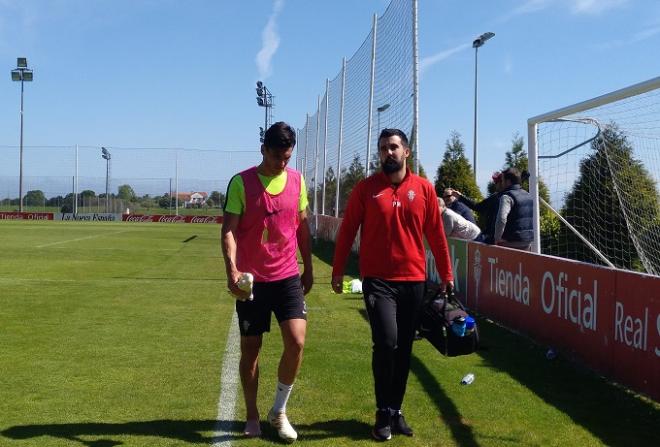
[331,128,453,441]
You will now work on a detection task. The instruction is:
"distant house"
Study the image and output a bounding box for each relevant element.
[176,192,209,208]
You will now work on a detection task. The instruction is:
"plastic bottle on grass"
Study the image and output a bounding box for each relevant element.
[460,373,475,385]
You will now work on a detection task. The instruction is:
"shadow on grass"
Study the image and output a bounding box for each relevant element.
[312,238,360,278]
[410,355,480,447]
[1,418,372,446]
[475,318,660,446]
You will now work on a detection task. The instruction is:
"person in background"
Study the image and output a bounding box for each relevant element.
[331,128,453,442]
[438,197,482,241]
[493,167,534,250]
[442,187,476,223]
[447,171,505,244]
[221,122,313,442]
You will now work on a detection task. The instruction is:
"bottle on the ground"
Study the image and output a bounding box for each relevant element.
[460,373,475,385]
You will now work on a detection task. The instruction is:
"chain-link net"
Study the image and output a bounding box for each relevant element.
[295,0,416,216]
[0,145,260,214]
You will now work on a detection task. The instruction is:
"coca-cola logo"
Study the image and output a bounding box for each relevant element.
[190,216,215,223]
[124,215,154,222]
[157,215,186,223]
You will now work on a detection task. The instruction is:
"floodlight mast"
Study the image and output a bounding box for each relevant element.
[10,57,34,212]
[255,81,274,142]
[101,147,111,213]
[472,32,495,182]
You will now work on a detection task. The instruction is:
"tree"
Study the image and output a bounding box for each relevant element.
[560,125,658,272]
[24,190,46,207]
[118,184,136,202]
[209,190,225,208]
[434,131,482,201]
[322,166,337,215]
[158,194,175,209]
[338,154,365,214]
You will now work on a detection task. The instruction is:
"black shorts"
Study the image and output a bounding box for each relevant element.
[235,274,306,336]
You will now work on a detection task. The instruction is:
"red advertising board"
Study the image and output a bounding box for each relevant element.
[0,212,53,220]
[610,270,660,400]
[121,214,223,224]
[466,243,658,401]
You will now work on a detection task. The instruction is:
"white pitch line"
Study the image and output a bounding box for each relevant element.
[212,311,241,447]
[36,230,130,248]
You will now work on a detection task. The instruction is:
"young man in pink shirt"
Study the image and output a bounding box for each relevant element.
[332,128,453,441]
[221,122,313,442]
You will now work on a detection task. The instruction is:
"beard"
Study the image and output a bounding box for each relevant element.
[381,157,403,174]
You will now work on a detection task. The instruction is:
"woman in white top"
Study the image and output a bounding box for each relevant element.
[438,197,482,241]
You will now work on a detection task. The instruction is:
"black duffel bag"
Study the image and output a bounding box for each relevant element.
[418,283,479,357]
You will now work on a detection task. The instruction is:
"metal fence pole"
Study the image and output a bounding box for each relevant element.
[175,150,179,215]
[313,95,321,216]
[321,78,329,215]
[335,57,346,218]
[304,114,310,206]
[366,13,378,177]
[74,144,79,215]
[412,0,420,174]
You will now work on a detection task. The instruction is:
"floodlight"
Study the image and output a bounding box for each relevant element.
[473,32,495,48]
[17,57,27,68]
[22,70,33,82]
[377,103,390,113]
[256,81,263,88]
[257,97,264,106]
[11,70,21,81]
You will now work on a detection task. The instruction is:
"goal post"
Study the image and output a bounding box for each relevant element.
[528,76,660,275]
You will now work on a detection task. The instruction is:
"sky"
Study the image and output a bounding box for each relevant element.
[0,0,659,195]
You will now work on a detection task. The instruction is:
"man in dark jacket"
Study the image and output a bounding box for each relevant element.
[493,168,533,250]
[442,188,476,223]
[448,171,504,244]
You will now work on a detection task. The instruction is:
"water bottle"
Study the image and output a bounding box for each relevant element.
[460,373,475,385]
[451,317,466,337]
[237,272,254,301]
[464,316,476,335]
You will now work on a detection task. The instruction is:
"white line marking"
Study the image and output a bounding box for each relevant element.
[36,230,131,248]
[212,311,241,446]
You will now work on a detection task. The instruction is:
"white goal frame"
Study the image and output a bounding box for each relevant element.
[527,76,660,255]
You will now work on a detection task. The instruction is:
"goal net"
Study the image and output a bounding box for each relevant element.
[530,77,660,276]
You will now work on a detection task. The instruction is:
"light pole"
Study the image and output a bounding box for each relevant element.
[11,57,34,212]
[101,147,111,213]
[376,103,390,136]
[256,81,274,142]
[472,32,495,182]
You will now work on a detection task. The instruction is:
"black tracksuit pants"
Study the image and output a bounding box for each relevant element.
[362,277,425,411]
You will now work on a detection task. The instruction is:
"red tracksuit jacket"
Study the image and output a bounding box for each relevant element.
[332,170,453,283]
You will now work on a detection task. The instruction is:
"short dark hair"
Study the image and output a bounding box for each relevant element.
[264,122,296,150]
[378,128,409,147]
[502,167,522,185]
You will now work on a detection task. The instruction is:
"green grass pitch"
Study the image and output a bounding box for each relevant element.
[0,220,657,446]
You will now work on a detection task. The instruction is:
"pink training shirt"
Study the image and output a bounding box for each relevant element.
[235,166,302,282]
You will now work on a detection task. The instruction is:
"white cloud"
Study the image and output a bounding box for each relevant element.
[420,43,470,73]
[571,0,629,15]
[504,56,513,75]
[497,0,629,23]
[255,0,284,80]
[631,25,660,43]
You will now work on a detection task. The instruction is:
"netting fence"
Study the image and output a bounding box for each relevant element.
[295,0,418,217]
[0,145,260,214]
[530,76,660,276]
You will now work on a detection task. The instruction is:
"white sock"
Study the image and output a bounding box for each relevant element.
[272,381,294,413]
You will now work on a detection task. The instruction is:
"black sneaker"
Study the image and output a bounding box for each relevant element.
[391,411,413,436]
[372,409,392,441]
